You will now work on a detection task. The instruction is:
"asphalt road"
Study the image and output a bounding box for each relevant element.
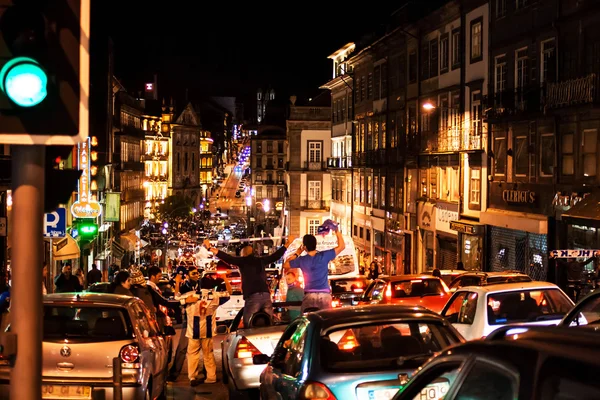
[165,327,229,400]
[212,164,247,217]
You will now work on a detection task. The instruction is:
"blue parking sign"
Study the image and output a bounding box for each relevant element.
[43,208,66,238]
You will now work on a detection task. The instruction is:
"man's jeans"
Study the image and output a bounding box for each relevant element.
[243,292,273,327]
[302,292,332,312]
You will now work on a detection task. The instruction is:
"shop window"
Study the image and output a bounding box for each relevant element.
[561,133,574,175]
[470,168,481,207]
[583,129,597,177]
[514,134,529,176]
[540,133,555,177]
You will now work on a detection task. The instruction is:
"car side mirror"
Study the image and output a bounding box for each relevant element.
[216,325,229,335]
[163,326,176,336]
[253,354,270,365]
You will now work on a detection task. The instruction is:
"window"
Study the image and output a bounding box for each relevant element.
[452,30,461,67]
[355,77,361,103]
[516,0,528,9]
[267,141,273,152]
[443,292,478,325]
[256,142,262,153]
[470,168,481,205]
[440,34,449,72]
[494,134,507,175]
[455,361,517,399]
[516,48,529,89]
[266,187,273,199]
[361,76,366,102]
[583,129,597,177]
[308,181,321,201]
[540,133,555,176]
[421,42,430,79]
[541,39,556,84]
[470,19,483,62]
[176,153,180,172]
[471,90,482,136]
[308,141,322,162]
[514,134,529,176]
[308,219,320,236]
[430,38,438,77]
[366,229,371,242]
[496,0,506,17]
[191,153,195,171]
[373,176,378,207]
[487,288,572,325]
[381,63,388,98]
[495,56,507,94]
[278,142,284,153]
[374,65,381,99]
[278,158,284,169]
[408,51,417,83]
[561,133,574,175]
[367,73,373,99]
[381,176,386,207]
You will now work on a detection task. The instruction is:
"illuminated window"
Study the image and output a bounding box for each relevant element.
[308,219,320,235]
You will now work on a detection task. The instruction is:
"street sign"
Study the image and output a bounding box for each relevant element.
[43,207,66,238]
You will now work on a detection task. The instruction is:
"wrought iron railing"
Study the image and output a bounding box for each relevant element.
[546,73,597,108]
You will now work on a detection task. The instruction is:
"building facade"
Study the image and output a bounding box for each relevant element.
[286,97,332,237]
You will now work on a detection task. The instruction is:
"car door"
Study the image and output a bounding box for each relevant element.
[441,291,479,340]
[260,320,309,400]
[131,301,164,394]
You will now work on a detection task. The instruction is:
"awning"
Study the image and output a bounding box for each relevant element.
[52,235,80,261]
[120,232,138,251]
[561,192,600,229]
[111,238,125,260]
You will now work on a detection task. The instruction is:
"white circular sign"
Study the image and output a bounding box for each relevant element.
[155,249,163,257]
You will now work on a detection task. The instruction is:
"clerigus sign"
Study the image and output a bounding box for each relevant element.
[502,190,536,204]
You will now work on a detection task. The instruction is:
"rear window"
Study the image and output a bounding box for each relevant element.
[44,305,134,342]
[331,278,368,294]
[391,279,445,298]
[487,289,573,325]
[321,321,459,372]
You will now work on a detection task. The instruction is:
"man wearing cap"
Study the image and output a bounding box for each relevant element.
[203,236,295,327]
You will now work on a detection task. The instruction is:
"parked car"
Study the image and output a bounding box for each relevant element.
[215,294,244,327]
[221,301,302,399]
[448,270,532,292]
[330,276,369,307]
[258,305,464,400]
[559,288,600,327]
[441,281,574,340]
[437,269,467,286]
[393,326,600,399]
[360,275,451,313]
[0,293,171,399]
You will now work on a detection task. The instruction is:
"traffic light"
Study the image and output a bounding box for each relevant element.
[0,0,90,145]
[75,218,97,239]
[45,145,81,213]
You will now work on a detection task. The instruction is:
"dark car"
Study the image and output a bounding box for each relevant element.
[559,289,600,327]
[86,282,112,293]
[258,305,464,400]
[393,326,600,399]
[330,276,369,307]
[448,271,532,292]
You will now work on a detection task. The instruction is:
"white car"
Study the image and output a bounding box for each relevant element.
[215,294,244,326]
[440,281,574,341]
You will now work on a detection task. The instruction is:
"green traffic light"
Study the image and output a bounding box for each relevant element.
[0,57,48,107]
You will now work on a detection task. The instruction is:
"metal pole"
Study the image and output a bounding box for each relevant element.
[10,145,45,400]
[112,357,122,400]
[48,239,53,294]
[0,191,7,295]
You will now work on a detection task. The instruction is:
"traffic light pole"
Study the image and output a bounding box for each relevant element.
[10,145,44,400]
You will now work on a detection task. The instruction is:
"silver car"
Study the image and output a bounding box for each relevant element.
[221,301,302,399]
[0,293,169,399]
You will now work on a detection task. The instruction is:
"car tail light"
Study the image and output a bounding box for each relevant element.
[234,337,262,359]
[120,344,140,368]
[331,299,341,308]
[337,329,358,351]
[385,284,392,299]
[299,381,337,400]
[230,279,241,283]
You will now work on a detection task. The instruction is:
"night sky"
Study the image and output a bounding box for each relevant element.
[97,2,405,101]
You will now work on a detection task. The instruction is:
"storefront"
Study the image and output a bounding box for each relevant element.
[450,220,485,271]
[559,191,600,248]
[434,202,459,270]
[480,183,552,280]
[417,202,435,272]
[386,213,405,276]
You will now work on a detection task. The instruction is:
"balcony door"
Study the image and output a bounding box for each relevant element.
[308,141,323,170]
[308,181,321,209]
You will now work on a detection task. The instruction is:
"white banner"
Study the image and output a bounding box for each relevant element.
[549,249,600,258]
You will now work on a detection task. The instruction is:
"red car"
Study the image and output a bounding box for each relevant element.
[360,274,451,313]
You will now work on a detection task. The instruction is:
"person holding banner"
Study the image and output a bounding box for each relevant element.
[203,236,295,326]
[283,223,345,312]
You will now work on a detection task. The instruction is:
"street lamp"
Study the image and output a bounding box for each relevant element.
[264,199,270,213]
[422,102,435,111]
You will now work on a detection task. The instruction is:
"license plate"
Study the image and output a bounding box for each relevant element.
[417,382,450,399]
[42,385,91,399]
[367,388,399,400]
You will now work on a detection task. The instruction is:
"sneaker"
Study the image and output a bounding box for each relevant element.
[190,379,201,387]
[204,378,218,384]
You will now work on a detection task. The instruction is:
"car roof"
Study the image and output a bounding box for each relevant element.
[380,274,443,282]
[308,304,445,331]
[330,276,367,281]
[458,271,528,277]
[44,292,134,306]
[445,327,600,366]
[455,281,559,294]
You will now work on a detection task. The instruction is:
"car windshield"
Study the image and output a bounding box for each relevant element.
[487,275,532,284]
[487,289,573,325]
[43,305,133,342]
[331,277,368,294]
[391,279,445,298]
[321,321,459,372]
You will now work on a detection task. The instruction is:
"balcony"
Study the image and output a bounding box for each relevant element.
[304,161,326,171]
[146,174,168,182]
[327,156,351,169]
[485,86,543,120]
[545,73,598,109]
[142,152,168,161]
[421,128,483,153]
[302,199,330,210]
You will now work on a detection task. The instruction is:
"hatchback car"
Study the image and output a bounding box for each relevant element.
[258,305,464,400]
[441,281,574,340]
[448,270,532,292]
[0,293,170,399]
[361,275,451,313]
[393,326,600,399]
[330,276,369,307]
